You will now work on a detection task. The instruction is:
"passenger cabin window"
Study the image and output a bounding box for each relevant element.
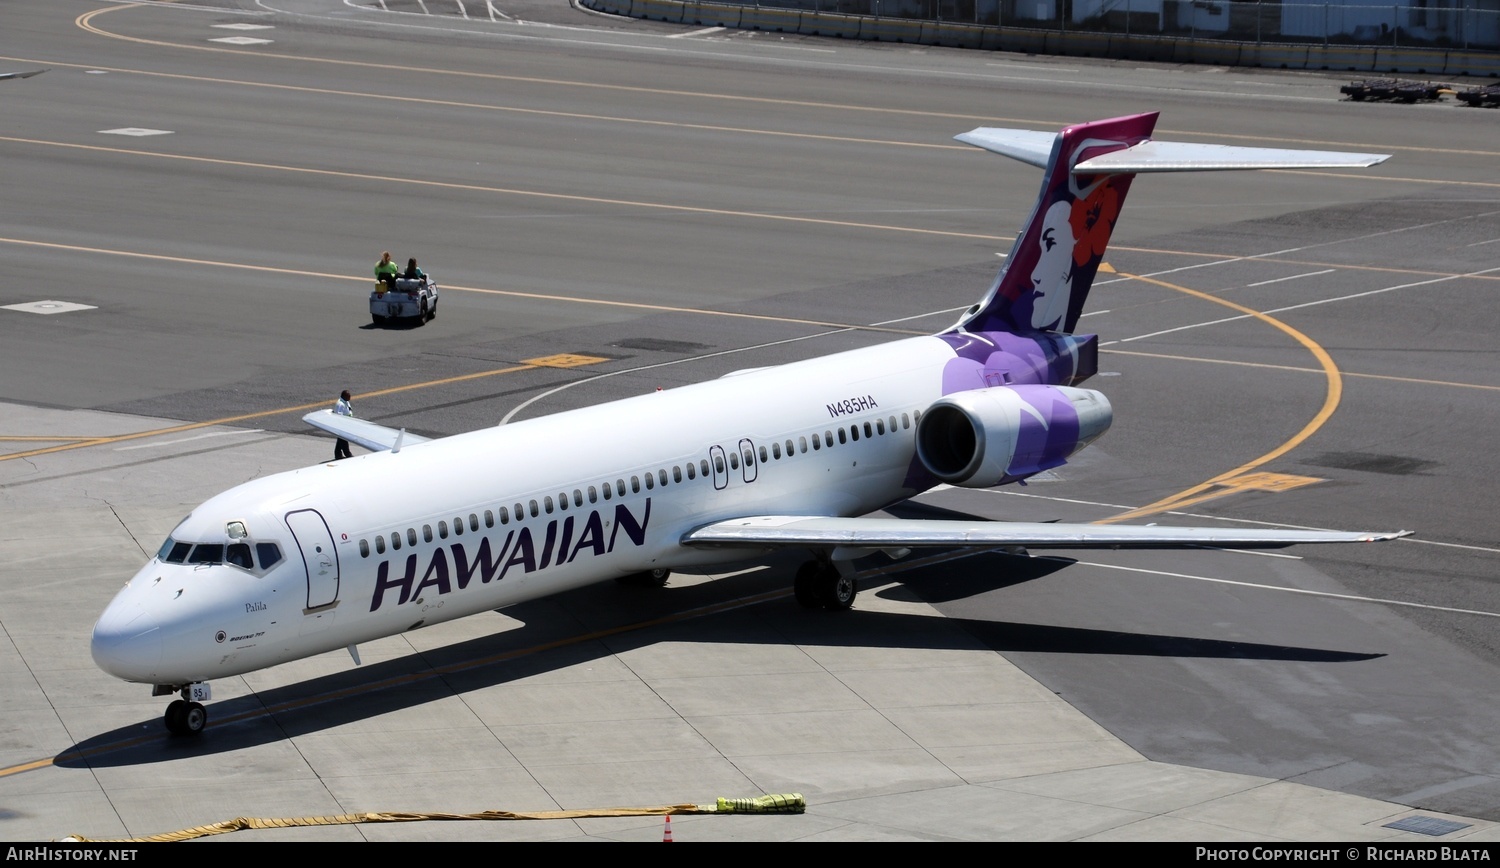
[685,463,695,480]
[424,525,434,543]
[391,532,401,551]
[375,536,386,554]
[485,510,495,528]
[588,486,598,503]
[469,514,479,531]
[407,528,418,546]
[359,539,370,558]
[439,521,449,539]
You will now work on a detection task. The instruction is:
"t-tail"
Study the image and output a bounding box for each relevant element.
[948,112,1389,337]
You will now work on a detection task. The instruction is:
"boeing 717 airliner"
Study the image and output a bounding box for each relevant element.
[91,113,1405,736]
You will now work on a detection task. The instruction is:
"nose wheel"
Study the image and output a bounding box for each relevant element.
[164,699,208,736]
[158,683,211,736]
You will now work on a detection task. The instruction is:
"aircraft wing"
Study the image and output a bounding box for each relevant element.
[682,515,1410,550]
[302,409,433,453]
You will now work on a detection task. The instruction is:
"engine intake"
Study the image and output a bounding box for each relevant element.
[915,385,1112,487]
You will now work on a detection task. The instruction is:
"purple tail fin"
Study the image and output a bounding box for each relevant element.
[953,112,1159,336]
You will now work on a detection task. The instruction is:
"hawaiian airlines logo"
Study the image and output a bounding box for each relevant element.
[370,499,652,612]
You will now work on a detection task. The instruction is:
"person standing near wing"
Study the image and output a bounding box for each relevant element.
[332,390,353,460]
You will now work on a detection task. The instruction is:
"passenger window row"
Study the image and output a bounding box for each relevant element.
[355,410,918,559]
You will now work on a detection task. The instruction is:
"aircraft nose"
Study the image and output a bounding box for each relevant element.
[91,601,162,681]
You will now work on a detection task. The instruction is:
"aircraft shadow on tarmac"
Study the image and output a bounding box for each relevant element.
[58,551,1383,768]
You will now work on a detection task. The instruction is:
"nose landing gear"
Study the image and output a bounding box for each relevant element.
[156,682,211,736]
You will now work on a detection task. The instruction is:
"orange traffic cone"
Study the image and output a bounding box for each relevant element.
[663,814,673,842]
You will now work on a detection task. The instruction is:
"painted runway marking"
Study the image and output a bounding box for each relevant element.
[114,429,266,451]
[1061,559,1500,620]
[97,128,172,137]
[1,300,96,315]
[1246,269,1335,287]
[1112,265,1500,346]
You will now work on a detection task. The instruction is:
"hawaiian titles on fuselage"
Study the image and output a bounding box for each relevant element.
[369,499,652,612]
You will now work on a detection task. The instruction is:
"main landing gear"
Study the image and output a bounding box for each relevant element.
[794,559,857,610]
[155,682,211,736]
[617,567,671,588]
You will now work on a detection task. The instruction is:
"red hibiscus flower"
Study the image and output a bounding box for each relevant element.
[1069,181,1121,268]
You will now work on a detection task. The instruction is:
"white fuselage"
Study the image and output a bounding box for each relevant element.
[92,334,968,685]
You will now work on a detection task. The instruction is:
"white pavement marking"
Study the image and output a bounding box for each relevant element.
[114,429,267,451]
[1246,269,1335,287]
[1,300,97,315]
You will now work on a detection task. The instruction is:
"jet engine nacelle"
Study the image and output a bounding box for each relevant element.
[915,385,1113,488]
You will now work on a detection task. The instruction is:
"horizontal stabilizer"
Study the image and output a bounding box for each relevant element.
[956,127,1389,174]
[683,515,1410,550]
[302,409,433,453]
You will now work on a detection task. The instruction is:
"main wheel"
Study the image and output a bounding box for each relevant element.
[616,568,670,587]
[794,561,826,608]
[825,572,857,610]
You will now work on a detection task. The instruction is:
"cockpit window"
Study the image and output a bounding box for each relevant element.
[256,543,282,570]
[226,544,253,570]
[189,544,224,564]
[159,539,193,564]
[158,537,285,573]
